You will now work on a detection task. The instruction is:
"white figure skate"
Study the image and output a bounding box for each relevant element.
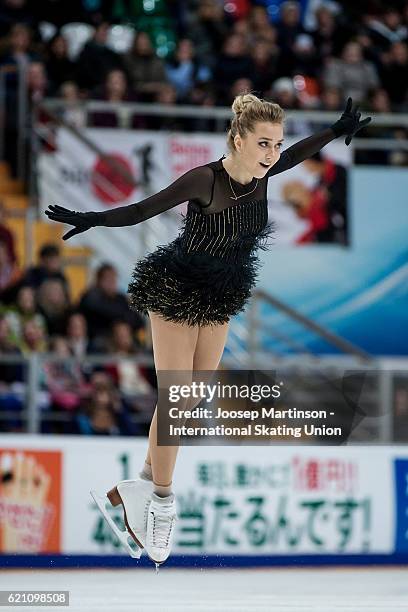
[90,478,153,559]
[145,492,178,568]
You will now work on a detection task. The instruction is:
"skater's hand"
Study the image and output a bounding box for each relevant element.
[331,98,372,146]
[45,204,100,240]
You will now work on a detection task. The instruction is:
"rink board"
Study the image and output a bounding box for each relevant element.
[0,435,407,566]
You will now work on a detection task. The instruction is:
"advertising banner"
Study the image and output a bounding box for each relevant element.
[1,435,407,564]
[37,128,408,356]
[0,448,62,553]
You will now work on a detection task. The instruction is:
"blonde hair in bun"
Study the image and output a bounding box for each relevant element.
[227,92,285,153]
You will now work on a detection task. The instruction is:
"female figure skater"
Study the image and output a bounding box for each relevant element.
[45,94,370,567]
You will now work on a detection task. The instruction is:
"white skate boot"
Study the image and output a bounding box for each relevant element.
[145,492,178,568]
[90,478,153,559]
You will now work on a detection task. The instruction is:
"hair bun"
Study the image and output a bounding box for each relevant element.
[232,93,260,117]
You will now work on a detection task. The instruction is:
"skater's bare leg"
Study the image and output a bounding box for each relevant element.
[146,311,199,489]
[145,314,229,485]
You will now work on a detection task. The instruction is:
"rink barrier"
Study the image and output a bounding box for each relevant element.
[1,554,408,568]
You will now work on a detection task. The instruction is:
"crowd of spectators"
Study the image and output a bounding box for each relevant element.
[1,1,408,145]
[0,226,157,436]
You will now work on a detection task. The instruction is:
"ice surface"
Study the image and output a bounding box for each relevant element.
[1,567,408,612]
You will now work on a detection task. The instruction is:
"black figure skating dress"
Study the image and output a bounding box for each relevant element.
[94,129,338,327]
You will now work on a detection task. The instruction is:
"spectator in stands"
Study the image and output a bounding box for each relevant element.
[104,320,153,402]
[65,311,91,359]
[355,89,394,166]
[0,201,16,264]
[186,0,229,71]
[226,77,254,107]
[58,81,87,129]
[123,31,168,102]
[45,34,77,95]
[21,318,47,352]
[27,61,49,104]
[214,33,254,105]
[0,313,19,357]
[90,68,138,127]
[323,41,380,105]
[267,77,313,135]
[365,7,408,54]
[78,262,144,347]
[370,88,392,113]
[248,5,272,39]
[76,21,123,92]
[187,83,217,132]
[92,68,135,103]
[42,335,86,415]
[3,284,47,346]
[320,86,343,111]
[276,1,304,56]
[232,18,253,48]
[23,243,70,299]
[165,38,212,103]
[311,5,346,60]
[0,23,40,176]
[269,77,299,109]
[148,83,188,131]
[0,237,21,298]
[379,42,408,111]
[291,34,320,78]
[250,38,279,97]
[0,22,38,66]
[75,371,133,435]
[0,314,24,430]
[37,278,72,336]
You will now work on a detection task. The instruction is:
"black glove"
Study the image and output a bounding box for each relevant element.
[331,97,372,146]
[45,204,102,240]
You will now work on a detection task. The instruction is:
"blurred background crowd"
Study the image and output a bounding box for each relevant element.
[0,229,156,436]
[1,0,408,171]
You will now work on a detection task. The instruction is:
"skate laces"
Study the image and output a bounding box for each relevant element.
[144,499,150,529]
[151,502,177,548]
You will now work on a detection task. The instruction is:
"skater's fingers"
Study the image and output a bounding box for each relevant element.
[359,117,372,128]
[46,212,74,223]
[52,204,73,213]
[345,97,353,113]
[46,214,72,224]
[345,134,352,146]
[63,227,84,240]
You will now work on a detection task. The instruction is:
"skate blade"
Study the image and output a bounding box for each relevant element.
[90,490,142,559]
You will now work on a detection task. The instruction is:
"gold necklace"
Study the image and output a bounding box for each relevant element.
[228,174,259,201]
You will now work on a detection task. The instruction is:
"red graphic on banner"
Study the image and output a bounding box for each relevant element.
[0,449,62,553]
[91,153,136,204]
[292,457,358,493]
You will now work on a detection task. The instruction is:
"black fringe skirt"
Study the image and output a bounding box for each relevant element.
[128,226,274,327]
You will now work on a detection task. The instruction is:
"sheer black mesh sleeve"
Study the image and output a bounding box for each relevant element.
[94,165,214,226]
[267,128,337,178]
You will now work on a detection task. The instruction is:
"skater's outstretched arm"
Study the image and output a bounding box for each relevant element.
[45,165,214,240]
[267,97,371,178]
